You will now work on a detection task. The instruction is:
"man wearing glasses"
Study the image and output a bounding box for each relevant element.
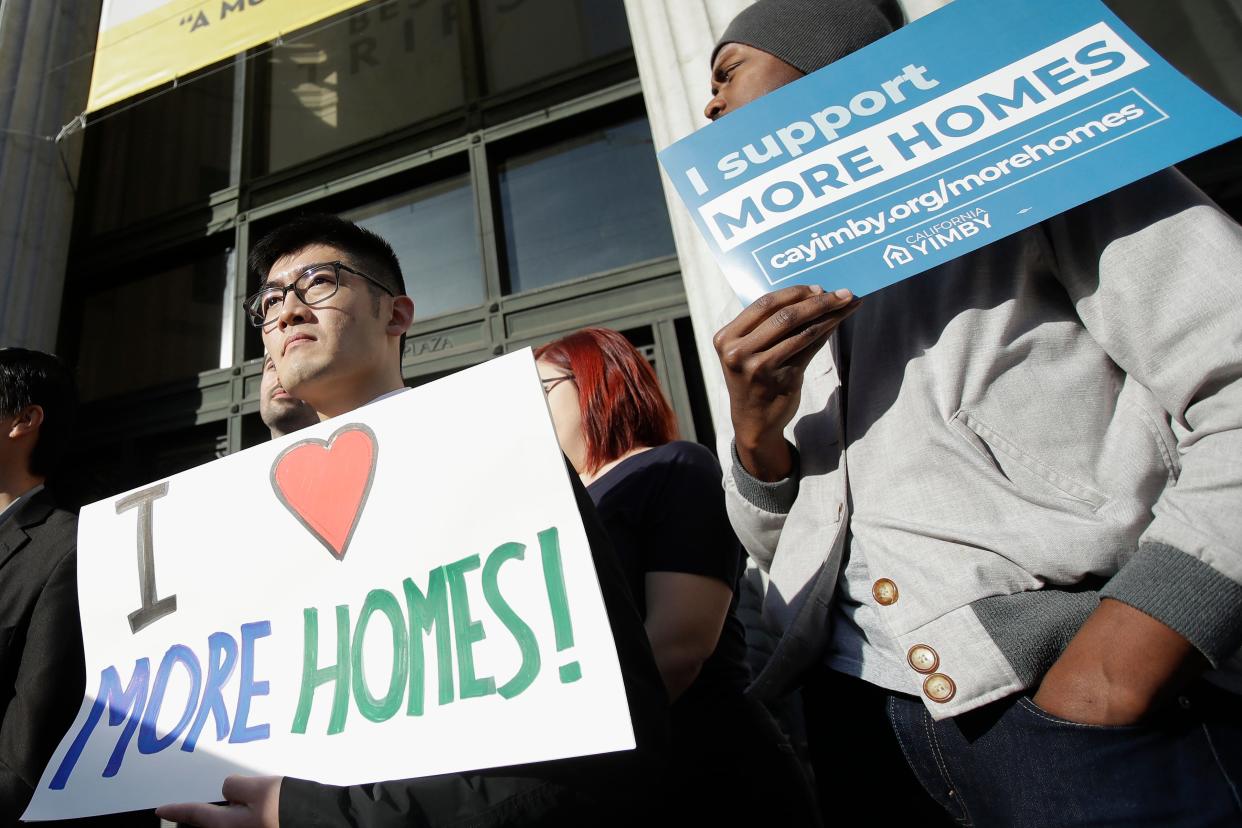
[158,213,668,828]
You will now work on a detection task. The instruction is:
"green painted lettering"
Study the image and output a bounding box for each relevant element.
[351,589,409,722]
[403,568,453,715]
[445,555,495,699]
[539,527,581,683]
[292,605,351,735]
[483,543,541,699]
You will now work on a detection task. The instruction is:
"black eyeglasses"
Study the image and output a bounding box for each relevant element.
[540,374,575,394]
[244,261,394,327]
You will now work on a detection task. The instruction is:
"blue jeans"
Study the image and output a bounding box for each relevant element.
[806,669,1242,826]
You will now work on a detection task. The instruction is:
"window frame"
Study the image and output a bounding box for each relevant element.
[58,1,703,496]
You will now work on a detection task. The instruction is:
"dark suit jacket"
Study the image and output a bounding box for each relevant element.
[0,489,83,823]
[0,490,156,827]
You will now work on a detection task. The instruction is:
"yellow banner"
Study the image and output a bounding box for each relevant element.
[87,0,372,113]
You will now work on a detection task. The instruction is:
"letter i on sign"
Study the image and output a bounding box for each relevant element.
[116,482,178,633]
[686,167,709,197]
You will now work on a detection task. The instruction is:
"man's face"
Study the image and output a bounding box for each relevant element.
[704,42,805,122]
[259,243,396,407]
[259,355,316,437]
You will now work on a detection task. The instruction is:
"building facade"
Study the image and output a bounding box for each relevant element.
[0,0,1239,507]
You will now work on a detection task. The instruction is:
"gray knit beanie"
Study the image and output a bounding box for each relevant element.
[712,0,898,75]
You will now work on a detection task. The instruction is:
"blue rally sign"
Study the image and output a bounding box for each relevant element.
[657,0,1242,304]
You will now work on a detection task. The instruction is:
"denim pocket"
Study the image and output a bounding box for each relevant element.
[1014,695,1148,732]
[954,693,1236,825]
[949,409,1109,512]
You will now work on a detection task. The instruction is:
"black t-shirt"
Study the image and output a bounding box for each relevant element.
[587,441,751,708]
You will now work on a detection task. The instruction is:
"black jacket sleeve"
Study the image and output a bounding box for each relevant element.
[0,499,159,828]
[279,461,670,827]
[0,549,83,823]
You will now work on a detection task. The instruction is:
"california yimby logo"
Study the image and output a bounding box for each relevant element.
[883,243,914,269]
[885,208,995,269]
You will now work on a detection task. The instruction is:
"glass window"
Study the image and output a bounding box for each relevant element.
[265,0,466,172]
[76,250,232,401]
[618,324,657,368]
[84,64,235,235]
[344,174,485,318]
[479,0,631,94]
[57,423,228,508]
[496,115,676,294]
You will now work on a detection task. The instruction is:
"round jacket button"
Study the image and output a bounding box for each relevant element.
[907,644,939,673]
[872,578,899,605]
[923,673,956,703]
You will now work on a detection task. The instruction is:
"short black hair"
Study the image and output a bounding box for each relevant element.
[248,213,409,356]
[248,213,407,297]
[0,348,78,477]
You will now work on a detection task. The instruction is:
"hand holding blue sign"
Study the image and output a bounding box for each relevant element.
[691,2,1242,823]
[662,0,1242,305]
[713,284,859,481]
[674,0,1242,492]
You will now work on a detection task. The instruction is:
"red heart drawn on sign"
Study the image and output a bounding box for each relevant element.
[270,424,377,561]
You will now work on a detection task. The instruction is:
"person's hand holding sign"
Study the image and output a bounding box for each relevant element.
[714,285,860,482]
[156,775,282,827]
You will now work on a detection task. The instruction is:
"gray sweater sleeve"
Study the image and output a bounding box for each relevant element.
[1043,168,1242,666]
[729,440,802,515]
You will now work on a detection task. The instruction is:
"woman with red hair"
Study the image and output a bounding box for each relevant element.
[535,327,817,824]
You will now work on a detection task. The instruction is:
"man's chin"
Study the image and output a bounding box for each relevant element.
[279,359,324,396]
[282,372,334,412]
[273,400,312,417]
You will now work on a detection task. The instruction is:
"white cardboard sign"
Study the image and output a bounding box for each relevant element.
[25,350,634,820]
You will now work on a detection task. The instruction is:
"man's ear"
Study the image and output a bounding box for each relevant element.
[7,405,44,440]
[387,295,415,337]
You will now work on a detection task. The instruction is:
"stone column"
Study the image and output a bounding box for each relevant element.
[624,0,952,455]
[622,0,752,458]
[0,0,100,352]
